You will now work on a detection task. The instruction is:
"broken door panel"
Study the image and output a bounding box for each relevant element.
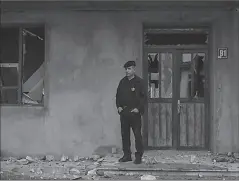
[22,27,45,105]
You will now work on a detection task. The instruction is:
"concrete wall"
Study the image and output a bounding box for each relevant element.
[210,11,239,152]
[1,10,239,157]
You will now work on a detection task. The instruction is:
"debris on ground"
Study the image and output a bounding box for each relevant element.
[91,155,101,161]
[46,155,54,162]
[69,168,81,175]
[61,155,69,162]
[1,151,239,180]
[190,155,196,163]
[73,156,80,162]
[95,170,104,176]
[87,168,97,176]
[140,174,157,180]
[212,152,239,163]
[198,174,203,178]
[17,159,29,165]
[26,156,35,163]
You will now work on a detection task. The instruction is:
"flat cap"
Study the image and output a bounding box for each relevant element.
[123,61,136,68]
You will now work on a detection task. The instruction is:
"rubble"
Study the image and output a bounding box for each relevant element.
[91,155,101,161]
[30,168,35,173]
[46,155,54,162]
[61,155,69,162]
[233,152,239,159]
[36,168,43,175]
[72,175,82,180]
[140,174,157,180]
[190,155,196,163]
[69,168,81,175]
[74,156,80,162]
[39,156,46,161]
[198,174,203,178]
[17,159,29,165]
[87,168,97,176]
[95,170,104,176]
[26,156,35,163]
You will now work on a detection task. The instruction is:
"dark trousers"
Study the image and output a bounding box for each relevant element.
[120,111,144,158]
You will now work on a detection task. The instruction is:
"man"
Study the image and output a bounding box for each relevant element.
[116,60,146,164]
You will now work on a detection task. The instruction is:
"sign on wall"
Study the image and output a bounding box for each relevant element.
[218,48,228,59]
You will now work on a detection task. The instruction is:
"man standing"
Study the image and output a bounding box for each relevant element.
[116,60,146,164]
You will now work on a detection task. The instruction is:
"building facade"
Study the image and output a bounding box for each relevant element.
[1,1,239,158]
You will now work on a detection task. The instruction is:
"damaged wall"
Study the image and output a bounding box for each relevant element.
[1,9,239,157]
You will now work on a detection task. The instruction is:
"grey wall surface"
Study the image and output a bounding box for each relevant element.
[1,10,239,157]
[210,12,239,152]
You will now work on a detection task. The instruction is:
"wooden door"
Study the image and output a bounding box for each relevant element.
[144,49,209,150]
[144,49,175,149]
[175,50,209,149]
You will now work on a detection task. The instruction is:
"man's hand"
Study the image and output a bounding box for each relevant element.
[118,107,123,113]
[131,108,139,113]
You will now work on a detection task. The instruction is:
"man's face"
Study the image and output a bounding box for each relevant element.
[125,66,135,77]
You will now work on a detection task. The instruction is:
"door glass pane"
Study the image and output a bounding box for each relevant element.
[180,53,205,99]
[192,53,205,98]
[0,27,19,63]
[0,67,18,87]
[0,88,18,104]
[161,53,173,98]
[148,53,159,98]
[182,53,191,62]
[180,68,192,98]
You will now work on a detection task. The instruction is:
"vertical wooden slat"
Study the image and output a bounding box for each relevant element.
[160,104,166,146]
[179,103,205,147]
[166,103,173,147]
[148,103,173,147]
[154,104,160,147]
[186,104,189,146]
[148,103,154,146]
[188,104,195,146]
[201,104,205,147]
[180,104,187,146]
[194,104,201,147]
[148,103,160,146]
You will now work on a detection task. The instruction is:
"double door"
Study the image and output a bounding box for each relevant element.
[144,48,209,150]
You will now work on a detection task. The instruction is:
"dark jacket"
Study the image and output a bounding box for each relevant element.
[116,75,147,115]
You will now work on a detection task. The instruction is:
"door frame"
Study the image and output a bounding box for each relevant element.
[142,27,211,151]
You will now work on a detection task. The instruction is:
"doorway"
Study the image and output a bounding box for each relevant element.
[142,27,210,150]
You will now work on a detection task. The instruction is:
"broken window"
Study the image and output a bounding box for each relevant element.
[0,26,45,105]
[144,29,208,46]
[147,52,173,98]
[179,53,205,99]
[148,53,160,98]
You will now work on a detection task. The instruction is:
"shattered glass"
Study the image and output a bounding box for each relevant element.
[21,27,45,105]
[144,32,208,46]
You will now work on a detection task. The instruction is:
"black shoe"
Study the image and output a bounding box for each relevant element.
[118,155,132,162]
[133,156,142,164]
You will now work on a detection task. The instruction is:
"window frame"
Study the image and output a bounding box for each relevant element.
[0,24,46,107]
